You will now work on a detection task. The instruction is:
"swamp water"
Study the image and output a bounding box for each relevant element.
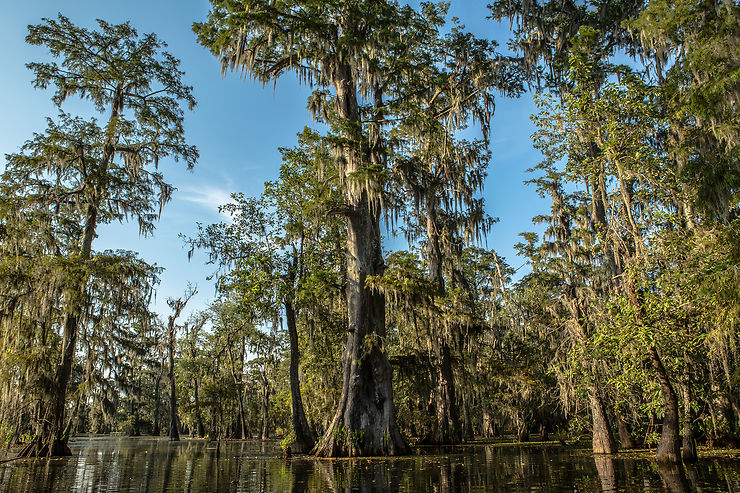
[1,437,738,492]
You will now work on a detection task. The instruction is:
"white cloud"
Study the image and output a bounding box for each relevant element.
[177,185,234,220]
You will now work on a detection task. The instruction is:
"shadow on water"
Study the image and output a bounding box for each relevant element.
[0,438,738,492]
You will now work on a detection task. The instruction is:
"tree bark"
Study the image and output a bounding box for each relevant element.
[21,201,100,458]
[682,356,697,462]
[425,202,462,445]
[153,358,164,436]
[313,62,408,457]
[260,368,270,440]
[168,323,179,441]
[227,343,248,440]
[649,346,681,463]
[194,378,205,438]
[285,298,316,453]
[236,385,248,439]
[431,340,462,444]
[591,385,617,454]
[616,407,637,450]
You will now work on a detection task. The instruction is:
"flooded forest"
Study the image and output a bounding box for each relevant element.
[0,0,739,491]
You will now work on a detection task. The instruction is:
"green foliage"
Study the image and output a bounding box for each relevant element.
[0,14,196,447]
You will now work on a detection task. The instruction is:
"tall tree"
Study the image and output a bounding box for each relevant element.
[188,129,343,451]
[1,15,196,457]
[194,0,447,456]
[388,23,521,443]
[165,285,197,441]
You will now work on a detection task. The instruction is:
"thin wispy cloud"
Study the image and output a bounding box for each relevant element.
[177,185,235,220]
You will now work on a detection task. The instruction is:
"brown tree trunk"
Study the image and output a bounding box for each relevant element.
[482,408,495,439]
[462,392,474,440]
[194,379,205,438]
[313,63,408,457]
[616,407,637,450]
[168,329,179,441]
[425,202,462,445]
[21,202,100,458]
[649,346,681,463]
[236,384,248,439]
[682,356,697,462]
[590,385,617,454]
[285,298,316,453]
[260,381,269,440]
[153,359,164,436]
[431,340,462,444]
[227,343,248,440]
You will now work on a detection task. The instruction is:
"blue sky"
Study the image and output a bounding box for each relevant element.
[0,1,547,320]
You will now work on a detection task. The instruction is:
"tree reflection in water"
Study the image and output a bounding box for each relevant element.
[594,456,617,492]
[0,439,738,492]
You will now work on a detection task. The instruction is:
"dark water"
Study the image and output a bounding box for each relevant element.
[1,437,738,492]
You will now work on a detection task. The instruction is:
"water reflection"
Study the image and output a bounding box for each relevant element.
[657,462,691,493]
[594,456,617,492]
[0,438,738,492]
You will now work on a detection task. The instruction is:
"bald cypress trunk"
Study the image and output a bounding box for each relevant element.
[153,360,164,436]
[681,384,697,462]
[313,63,408,457]
[425,202,462,445]
[616,407,637,450]
[168,324,179,441]
[649,346,681,463]
[681,355,697,462]
[591,386,617,454]
[20,202,98,458]
[286,298,316,453]
[194,378,204,438]
[260,382,269,440]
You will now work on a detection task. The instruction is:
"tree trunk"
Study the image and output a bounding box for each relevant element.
[20,202,99,458]
[194,378,205,438]
[431,340,462,444]
[236,385,248,440]
[482,408,495,439]
[130,377,140,437]
[649,346,681,463]
[313,63,408,457]
[462,392,474,440]
[682,357,697,462]
[285,298,316,453]
[227,342,248,440]
[261,381,270,440]
[591,386,617,454]
[616,408,637,450]
[153,362,164,436]
[425,202,462,445]
[168,327,179,441]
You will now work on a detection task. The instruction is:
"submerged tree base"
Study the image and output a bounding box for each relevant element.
[17,436,72,458]
[312,346,410,457]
